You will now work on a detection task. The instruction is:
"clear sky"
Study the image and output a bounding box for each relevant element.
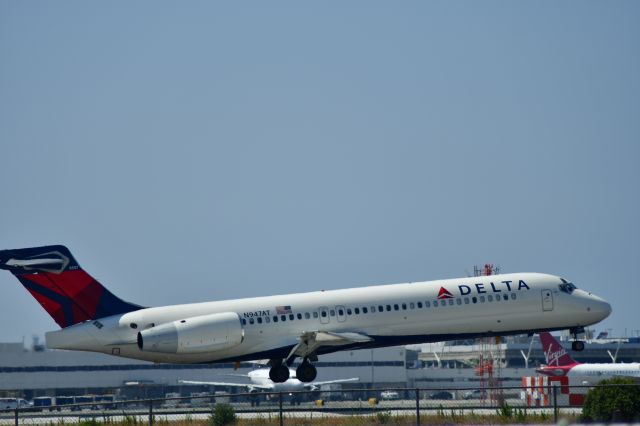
[1,2,639,343]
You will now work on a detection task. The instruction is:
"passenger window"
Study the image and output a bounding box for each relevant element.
[417,302,423,308]
[249,318,255,324]
[313,312,319,318]
[394,304,399,311]
[409,302,415,309]
[346,308,352,315]
[433,300,438,307]
[321,311,327,318]
[495,297,500,303]
[354,308,360,314]
[289,314,295,320]
[448,299,454,306]
[257,317,263,324]
[378,305,384,312]
[330,310,335,316]
[273,316,278,322]
[265,316,271,323]
[472,297,477,304]
[371,306,376,312]
[503,294,508,301]
[241,319,247,325]
[456,299,461,305]
[488,295,493,302]
[511,293,516,300]
[464,298,469,304]
[425,301,430,307]
[305,312,310,319]
[363,307,368,314]
[479,296,485,303]
[386,305,391,311]
[338,309,344,316]
[401,303,407,310]
[281,315,287,321]
[297,313,302,320]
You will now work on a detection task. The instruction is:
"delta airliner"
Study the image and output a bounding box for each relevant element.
[0,245,611,383]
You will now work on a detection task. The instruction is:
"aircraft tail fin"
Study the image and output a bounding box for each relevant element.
[539,332,578,366]
[0,245,142,328]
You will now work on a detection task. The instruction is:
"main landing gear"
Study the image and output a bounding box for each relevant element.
[296,358,317,383]
[269,362,290,383]
[269,358,317,383]
[570,326,585,351]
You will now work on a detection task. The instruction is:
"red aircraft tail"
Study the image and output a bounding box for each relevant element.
[539,332,578,367]
[0,245,142,328]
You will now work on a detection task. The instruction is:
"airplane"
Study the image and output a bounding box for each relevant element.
[0,245,611,384]
[536,332,640,380]
[179,367,359,392]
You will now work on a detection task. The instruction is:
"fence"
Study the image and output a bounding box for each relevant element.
[0,384,619,425]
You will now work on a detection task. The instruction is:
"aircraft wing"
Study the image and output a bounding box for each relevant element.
[286,331,373,362]
[178,380,272,390]
[305,377,360,390]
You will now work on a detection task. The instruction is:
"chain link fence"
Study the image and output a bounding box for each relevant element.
[0,384,617,425]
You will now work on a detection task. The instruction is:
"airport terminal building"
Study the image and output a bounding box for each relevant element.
[1,336,639,399]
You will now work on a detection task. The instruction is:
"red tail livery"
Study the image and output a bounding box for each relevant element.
[539,332,578,367]
[0,245,142,328]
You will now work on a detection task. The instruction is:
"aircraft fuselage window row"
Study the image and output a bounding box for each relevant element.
[239,292,518,326]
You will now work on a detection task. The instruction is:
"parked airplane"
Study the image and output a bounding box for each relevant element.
[0,245,611,384]
[179,368,358,392]
[536,332,640,380]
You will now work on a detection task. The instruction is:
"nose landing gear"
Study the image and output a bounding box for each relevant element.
[570,326,585,351]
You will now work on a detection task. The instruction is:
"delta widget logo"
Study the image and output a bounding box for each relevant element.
[437,287,454,299]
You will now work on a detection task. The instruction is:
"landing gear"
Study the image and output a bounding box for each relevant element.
[570,326,585,352]
[296,359,317,383]
[572,340,585,351]
[269,363,290,383]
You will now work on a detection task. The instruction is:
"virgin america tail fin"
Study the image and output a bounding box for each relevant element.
[0,245,142,328]
[539,332,579,367]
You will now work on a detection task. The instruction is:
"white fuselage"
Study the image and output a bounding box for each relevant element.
[247,369,304,392]
[45,273,611,364]
[568,363,640,380]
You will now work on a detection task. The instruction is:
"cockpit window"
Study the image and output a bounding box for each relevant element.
[559,280,577,294]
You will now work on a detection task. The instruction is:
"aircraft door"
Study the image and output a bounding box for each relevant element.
[336,305,347,323]
[541,289,553,311]
[318,306,330,324]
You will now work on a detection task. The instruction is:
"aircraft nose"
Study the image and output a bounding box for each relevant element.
[588,294,612,321]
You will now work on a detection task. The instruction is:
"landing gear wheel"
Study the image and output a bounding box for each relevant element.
[572,340,585,351]
[569,327,585,352]
[269,364,290,383]
[296,361,317,383]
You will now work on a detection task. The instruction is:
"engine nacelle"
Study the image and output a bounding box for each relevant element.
[137,312,244,354]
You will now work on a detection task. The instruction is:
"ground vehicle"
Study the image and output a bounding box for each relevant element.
[462,389,483,399]
[380,391,400,400]
[32,396,55,411]
[429,391,454,400]
[0,398,31,410]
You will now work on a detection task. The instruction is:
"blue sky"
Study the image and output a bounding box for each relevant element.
[1,2,639,342]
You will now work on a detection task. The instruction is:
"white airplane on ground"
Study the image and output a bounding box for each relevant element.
[0,245,611,384]
[179,368,359,392]
[536,332,640,380]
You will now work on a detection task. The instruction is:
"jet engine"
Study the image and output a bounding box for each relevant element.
[137,312,244,354]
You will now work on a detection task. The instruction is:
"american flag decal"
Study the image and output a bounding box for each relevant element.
[276,305,292,315]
